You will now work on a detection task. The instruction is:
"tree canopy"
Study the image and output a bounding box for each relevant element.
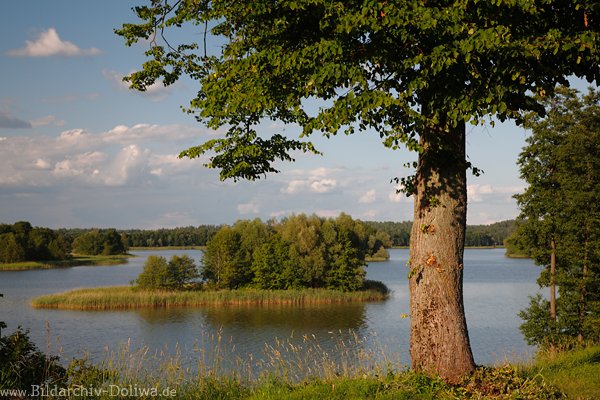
[202,214,381,291]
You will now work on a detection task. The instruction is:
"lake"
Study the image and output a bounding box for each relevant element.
[0,248,541,372]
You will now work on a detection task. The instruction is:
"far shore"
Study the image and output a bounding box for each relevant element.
[31,284,389,310]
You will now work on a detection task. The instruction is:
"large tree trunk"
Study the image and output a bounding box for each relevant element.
[409,121,475,383]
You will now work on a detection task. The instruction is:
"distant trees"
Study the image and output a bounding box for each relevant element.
[514,87,600,348]
[121,225,220,247]
[363,220,516,248]
[0,222,70,263]
[203,214,374,291]
[71,229,128,256]
[135,254,199,290]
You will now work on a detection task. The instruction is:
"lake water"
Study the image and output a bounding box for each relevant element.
[0,248,541,372]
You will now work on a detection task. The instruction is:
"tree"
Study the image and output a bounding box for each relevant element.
[118,1,599,382]
[72,229,128,256]
[515,87,600,348]
[135,254,199,290]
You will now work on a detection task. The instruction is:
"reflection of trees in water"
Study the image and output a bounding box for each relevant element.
[200,303,368,331]
[133,307,201,324]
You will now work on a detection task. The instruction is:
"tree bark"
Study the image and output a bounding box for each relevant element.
[409,121,475,383]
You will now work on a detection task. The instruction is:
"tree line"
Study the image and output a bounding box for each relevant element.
[0,221,70,263]
[363,220,516,248]
[1,218,517,264]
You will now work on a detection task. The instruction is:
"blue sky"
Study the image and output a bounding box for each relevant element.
[0,1,592,229]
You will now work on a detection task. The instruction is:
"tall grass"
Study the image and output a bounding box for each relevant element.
[31,286,388,310]
[0,254,131,271]
[43,330,579,399]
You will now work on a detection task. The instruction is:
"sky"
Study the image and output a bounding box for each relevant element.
[0,1,594,229]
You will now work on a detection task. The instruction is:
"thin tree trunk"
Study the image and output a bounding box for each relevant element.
[578,224,589,344]
[550,237,556,321]
[549,236,557,355]
[409,121,475,384]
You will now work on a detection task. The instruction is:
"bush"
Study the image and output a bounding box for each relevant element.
[0,327,66,390]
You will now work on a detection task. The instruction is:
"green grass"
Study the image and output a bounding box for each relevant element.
[523,346,600,399]
[0,254,131,271]
[31,286,389,310]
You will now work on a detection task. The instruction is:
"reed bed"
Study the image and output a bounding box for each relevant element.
[31,286,389,310]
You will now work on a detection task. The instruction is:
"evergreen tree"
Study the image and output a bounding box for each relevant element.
[516,87,600,348]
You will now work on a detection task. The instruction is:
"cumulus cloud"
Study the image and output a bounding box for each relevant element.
[388,185,408,203]
[0,111,31,129]
[0,123,209,188]
[7,28,101,57]
[281,168,339,194]
[467,184,494,202]
[102,69,171,101]
[359,189,376,204]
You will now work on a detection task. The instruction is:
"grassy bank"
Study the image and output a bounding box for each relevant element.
[18,341,600,399]
[31,285,389,310]
[0,254,131,271]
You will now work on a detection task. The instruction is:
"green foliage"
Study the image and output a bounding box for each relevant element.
[72,228,128,256]
[202,214,372,291]
[515,87,600,348]
[135,254,199,290]
[0,221,71,263]
[117,1,599,181]
[0,327,66,390]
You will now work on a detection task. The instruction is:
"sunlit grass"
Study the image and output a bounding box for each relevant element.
[522,346,600,399]
[31,285,389,310]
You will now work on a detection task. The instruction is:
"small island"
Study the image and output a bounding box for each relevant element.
[32,214,390,310]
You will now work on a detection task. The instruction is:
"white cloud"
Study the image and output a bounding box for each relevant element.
[33,158,52,170]
[104,123,200,143]
[315,209,342,218]
[310,178,337,193]
[238,202,260,215]
[7,28,101,57]
[281,179,307,194]
[467,184,494,202]
[30,115,65,127]
[359,189,376,204]
[281,168,339,194]
[104,145,152,186]
[388,185,407,203]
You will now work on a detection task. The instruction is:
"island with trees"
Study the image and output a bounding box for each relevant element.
[32,214,390,310]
